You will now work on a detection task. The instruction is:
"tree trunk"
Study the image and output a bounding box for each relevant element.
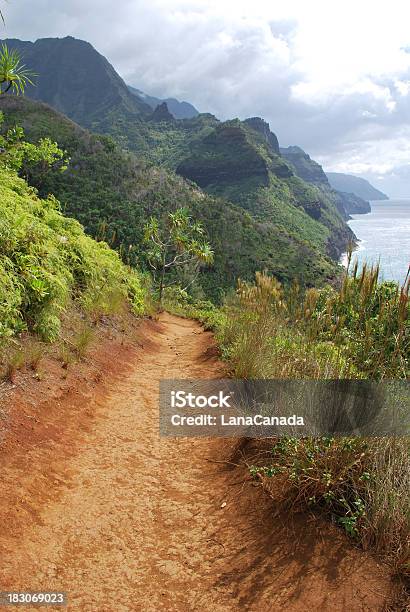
[158,252,166,307]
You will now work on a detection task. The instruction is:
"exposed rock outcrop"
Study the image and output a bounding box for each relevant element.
[150,102,174,123]
[244,117,280,154]
[177,123,270,188]
[128,85,199,119]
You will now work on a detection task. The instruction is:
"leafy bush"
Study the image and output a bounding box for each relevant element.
[0,165,146,342]
[161,285,226,331]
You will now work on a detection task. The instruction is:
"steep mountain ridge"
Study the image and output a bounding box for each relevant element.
[281,146,371,215]
[2,37,214,161]
[280,146,329,186]
[0,96,339,297]
[1,37,152,125]
[177,119,354,259]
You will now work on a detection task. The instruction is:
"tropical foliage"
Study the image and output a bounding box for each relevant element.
[144,208,213,303]
[0,110,68,175]
[0,146,145,342]
[0,43,35,95]
[0,97,340,300]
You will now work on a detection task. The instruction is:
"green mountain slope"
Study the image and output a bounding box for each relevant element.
[0,96,339,297]
[1,37,151,125]
[177,119,354,259]
[1,37,216,163]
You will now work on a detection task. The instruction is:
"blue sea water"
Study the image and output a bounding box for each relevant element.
[344,199,410,286]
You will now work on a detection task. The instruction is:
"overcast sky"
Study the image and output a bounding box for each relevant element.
[3,0,410,196]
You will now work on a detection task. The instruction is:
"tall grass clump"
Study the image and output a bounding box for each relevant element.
[220,266,409,379]
[219,268,409,575]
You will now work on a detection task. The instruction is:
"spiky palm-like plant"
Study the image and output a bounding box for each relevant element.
[0,43,35,95]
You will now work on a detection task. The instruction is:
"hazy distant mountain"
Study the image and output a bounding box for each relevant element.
[326,172,389,200]
[128,85,199,119]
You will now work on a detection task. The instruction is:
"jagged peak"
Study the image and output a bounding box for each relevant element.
[244,117,280,154]
[150,102,174,123]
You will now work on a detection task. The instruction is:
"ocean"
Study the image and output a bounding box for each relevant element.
[342,199,410,286]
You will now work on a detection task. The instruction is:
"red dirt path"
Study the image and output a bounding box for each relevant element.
[0,313,397,610]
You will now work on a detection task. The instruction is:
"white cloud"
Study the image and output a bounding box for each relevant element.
[3,0,410,194]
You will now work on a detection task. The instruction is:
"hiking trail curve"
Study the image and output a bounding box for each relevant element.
[0,313,395,611]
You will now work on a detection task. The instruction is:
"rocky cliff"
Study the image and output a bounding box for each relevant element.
[177,119,354,261]
[150,102,175,123]
[244,117,280,154]
[280,146,328,185]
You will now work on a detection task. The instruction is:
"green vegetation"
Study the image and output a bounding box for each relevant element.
[160,286,226,331]
[200,268,408,574]
[250,436,409,575]
[167,266,408,574]
[0,43,35,95]
[220,266,408,380]
[280,145,371,216]
[0,96,340,299]
[0,110,68,175]
[0,130,145,344]
[176,120,353,261]
[0,39,358,297]
[0,38,217,165]
[144,208,213,304]
[0,36,408,586]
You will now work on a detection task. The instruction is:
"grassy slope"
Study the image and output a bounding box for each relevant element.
[0,164,145,342]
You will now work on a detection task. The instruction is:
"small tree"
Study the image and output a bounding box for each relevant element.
[0,43,35,95]
[0,111,68,178]
[143,208,213,304]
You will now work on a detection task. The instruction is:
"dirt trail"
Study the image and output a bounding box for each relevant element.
[0,313,396,611]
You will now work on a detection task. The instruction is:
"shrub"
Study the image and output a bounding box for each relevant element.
[0,165,146,342]
[161,285,226,331]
